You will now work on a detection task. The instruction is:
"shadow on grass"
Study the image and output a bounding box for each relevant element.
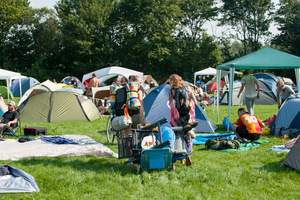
[17,156,135,176]
[257,159,291,172]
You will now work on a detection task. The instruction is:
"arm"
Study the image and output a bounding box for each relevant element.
[255,79,260,99]
[276,91,281,108]
[189,87,197,103]
[138,90,146,126]
[237,83,245,98]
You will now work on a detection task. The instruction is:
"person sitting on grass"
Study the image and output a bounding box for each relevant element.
[232,107,265,143]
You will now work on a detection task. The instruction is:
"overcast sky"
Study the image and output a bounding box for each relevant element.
[29,0,280,38]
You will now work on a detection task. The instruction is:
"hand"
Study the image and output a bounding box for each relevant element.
[237,94,240,98]
[6,122,11,128]
[257,94,260,99]
[141,119,146,126]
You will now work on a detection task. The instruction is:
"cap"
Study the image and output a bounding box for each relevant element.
[8,101,15,106]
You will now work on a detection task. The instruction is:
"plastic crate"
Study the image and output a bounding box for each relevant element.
[140,148,172,170]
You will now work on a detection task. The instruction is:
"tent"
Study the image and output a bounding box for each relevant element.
[0,96,7,117]
[18,80,63,106]
[0,69,23,100]
[206,80,225,93]
[0,86,14,99]
[144,85,217,133]
[216,47,300,126]
[82,66,144,86]
[11,77,39,97]
[18,91,100,123]
[270,94,300,136]
[220,73,279,106]
[60,76,85,89]
[282,137,300,172]
[91,86,111,106]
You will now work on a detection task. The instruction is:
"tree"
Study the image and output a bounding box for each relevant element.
[272,0,300,56]
[55,0,117,75]
[219,0,274,55]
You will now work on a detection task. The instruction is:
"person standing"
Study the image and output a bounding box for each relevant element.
[276,80,295,109]
[237,71,260,115]
[0,101,19,137]
[90,73,100,87]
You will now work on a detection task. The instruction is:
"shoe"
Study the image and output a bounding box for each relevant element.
[280,134,289,140]
[185,157,192,166]
[186,130,196,139]
[183,122,198,132]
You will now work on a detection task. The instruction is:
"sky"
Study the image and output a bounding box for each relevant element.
[29,0,280,38]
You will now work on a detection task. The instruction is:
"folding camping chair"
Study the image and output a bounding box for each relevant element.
[2,117,21,138]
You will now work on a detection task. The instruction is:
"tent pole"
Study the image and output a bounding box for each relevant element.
[216,69,221,123]
[19,75,22,98]
[295,68,300,93]
[6,77,10,102]
[227,67,235,132]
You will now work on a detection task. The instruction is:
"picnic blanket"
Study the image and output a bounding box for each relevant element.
[0,135,118,161]
[193,132,236,145]
[200,140,270,152]
[0,165,40,193]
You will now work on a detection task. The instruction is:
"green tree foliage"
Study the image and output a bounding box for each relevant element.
[272,0,300,56]
[219,0,274,55]
[55,0,117,75]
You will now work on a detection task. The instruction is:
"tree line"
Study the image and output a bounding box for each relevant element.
[1,0,299,83]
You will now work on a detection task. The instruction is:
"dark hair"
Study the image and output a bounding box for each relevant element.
[238,107,248,113]
[243,71,249,76]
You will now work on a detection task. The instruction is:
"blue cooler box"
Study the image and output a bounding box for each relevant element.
[140,148,172,170]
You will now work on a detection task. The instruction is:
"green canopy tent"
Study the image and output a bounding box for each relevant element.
[216,47,300,128]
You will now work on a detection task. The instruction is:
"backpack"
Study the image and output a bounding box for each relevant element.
[114,86,140,116]
[114,86,127,116]
[171,86,190,126]
[205,138,240,150]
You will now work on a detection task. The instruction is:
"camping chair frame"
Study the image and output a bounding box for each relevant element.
[2,118,21,138]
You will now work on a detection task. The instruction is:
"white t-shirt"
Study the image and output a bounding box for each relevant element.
[241,75,258,98]
[276,85,294,100]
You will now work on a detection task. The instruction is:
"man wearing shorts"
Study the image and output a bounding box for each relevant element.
[232,107,265,142]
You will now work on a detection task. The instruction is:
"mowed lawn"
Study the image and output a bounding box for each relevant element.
[1,101,299,200]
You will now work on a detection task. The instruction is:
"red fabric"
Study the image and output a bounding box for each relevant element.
[207,80,225,92]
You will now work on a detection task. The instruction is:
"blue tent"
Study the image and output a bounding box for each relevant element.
[11,77,39,97]
[144,85,217,133]
[270,94,300,136]
[60,76,85,89]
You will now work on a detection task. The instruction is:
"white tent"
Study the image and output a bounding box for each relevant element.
[194,67,242,85]
[0,69,24,100]
[82,66,144,86]
[18,80,63,106]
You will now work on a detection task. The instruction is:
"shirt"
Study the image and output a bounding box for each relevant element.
[276,85,294,101]
[238,114,263,134]
[2,111,19,128]
[241,75,258,98]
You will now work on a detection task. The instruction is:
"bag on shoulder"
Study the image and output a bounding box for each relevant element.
[171,86,190,126]
[205,138,240,150]
[114,86,127,116]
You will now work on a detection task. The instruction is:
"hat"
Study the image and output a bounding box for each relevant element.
[8,101,15,106]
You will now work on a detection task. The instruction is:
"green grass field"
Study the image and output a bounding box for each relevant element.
[1,100,299,199]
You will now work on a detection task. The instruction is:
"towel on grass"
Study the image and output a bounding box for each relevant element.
[200,140,270,152]
[267,145,290,153]
[193,132,236,145]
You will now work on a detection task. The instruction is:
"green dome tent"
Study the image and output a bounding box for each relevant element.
[0,86,14,99]
[18,91,100,123]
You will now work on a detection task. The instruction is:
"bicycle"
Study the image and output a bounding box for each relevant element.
[106,115,123,142]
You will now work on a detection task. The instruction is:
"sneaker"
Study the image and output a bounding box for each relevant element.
[183,122,199,132]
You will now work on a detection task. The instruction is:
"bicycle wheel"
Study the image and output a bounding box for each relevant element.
[106,116,116,142]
